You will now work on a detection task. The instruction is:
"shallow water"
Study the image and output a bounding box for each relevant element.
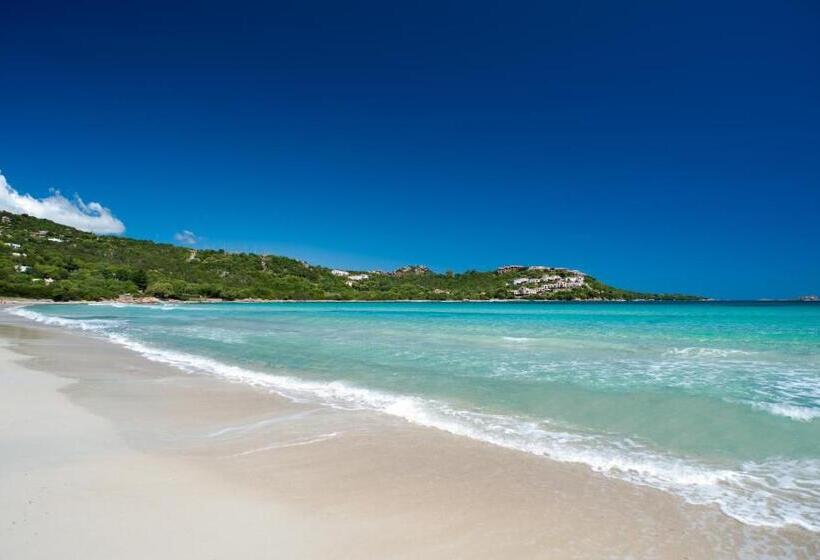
[14,301,820,532]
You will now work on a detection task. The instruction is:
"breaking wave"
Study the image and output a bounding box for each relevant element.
[751,402,820,423]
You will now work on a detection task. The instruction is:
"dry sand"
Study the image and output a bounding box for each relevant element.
[1,312,817,559]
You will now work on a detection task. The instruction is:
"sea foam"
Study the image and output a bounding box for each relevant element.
[751,402,820,422]
[665,347,754,358]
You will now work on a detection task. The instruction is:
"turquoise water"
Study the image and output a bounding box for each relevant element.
[14,301,820,531]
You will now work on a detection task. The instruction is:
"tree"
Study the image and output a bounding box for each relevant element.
[131,269,149,291]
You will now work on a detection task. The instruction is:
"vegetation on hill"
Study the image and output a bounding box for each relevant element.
[0,212,699,302]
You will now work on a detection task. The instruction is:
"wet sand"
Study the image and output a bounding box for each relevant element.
[1,312,817,559]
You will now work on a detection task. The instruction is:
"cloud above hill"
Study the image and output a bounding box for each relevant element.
[0,171,125,234]
[174,230,200,244]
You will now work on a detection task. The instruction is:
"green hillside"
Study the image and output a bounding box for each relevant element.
[0,212,698,302]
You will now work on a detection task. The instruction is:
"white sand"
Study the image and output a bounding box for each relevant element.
[0,338,338,559]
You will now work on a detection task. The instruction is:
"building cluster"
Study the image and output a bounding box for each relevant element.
[509,272,586,297]
[0,218,74,289]
[2,230,57,285]
[345,273,369,286]
[331,269,371,286]
[332,264,431,286]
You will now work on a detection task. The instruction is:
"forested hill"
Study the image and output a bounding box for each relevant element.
[0,212,698,301]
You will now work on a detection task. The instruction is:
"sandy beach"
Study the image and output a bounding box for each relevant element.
[1,309,817,559]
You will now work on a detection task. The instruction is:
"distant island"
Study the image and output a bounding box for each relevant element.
[0,212,699,302]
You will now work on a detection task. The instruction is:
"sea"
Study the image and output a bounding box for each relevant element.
[11,301,820,533]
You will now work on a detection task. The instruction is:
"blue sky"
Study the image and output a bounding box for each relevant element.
[1,1,818,299]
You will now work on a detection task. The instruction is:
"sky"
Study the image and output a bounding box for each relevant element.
[1,1,818,299]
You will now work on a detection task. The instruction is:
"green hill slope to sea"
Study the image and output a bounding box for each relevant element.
[0,212,698,301]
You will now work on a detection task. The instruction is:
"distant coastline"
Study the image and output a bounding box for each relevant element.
[0,211,701,302]
[7,297,820,307]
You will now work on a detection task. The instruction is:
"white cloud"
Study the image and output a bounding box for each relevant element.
[0,171,125,234]
[174,229,200,244]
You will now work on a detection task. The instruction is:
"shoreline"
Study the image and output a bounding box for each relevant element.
[10,297,819,306]
[2,310,818,558]
[2,296,692,304]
